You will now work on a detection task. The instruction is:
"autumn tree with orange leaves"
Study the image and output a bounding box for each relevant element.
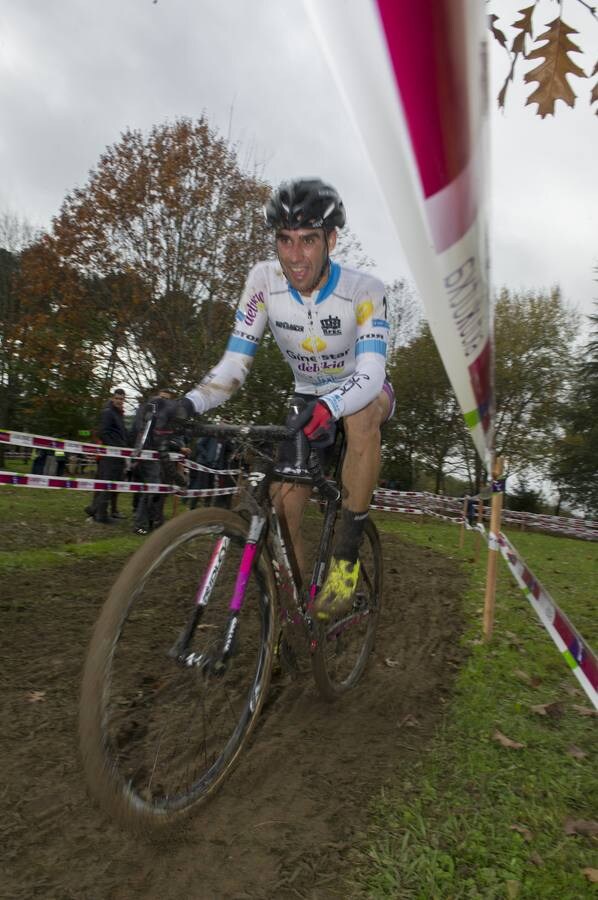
[489,0,598,117]
[47,116,273,398]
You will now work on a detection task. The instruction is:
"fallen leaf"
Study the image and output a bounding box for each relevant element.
[505,879,521,899]
[572,705,598,718]
[25,691,46,703]
[582,867,598,883]
[510,823,533,842]
[493,729,526,750]
[530,701,564,718]
[564,818,598,837]
[528,851,544,867]
[514,669,541,688]
[566,745,588,760]
[384,657,400,668]
[505,630,524,647]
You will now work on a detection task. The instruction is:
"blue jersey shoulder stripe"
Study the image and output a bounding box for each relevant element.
[372,318,389,329]
[235,310,245,322]
[226,336,259,357]
[316,262,341,304]
[288,285,304,305]
[356,339,386,357]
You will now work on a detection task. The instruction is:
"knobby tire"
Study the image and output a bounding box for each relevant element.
[79,508,276,831]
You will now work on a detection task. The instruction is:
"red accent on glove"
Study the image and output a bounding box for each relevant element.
[303,401,333,441]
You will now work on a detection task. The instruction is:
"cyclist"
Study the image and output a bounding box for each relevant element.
[179,178,394,620]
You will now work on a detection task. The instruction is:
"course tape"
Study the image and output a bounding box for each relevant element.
[0,428,240,475]
[0,471,236,498]
[496,531,598,710]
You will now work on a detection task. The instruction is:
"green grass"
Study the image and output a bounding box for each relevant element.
[0,534,144,572]
[357,513,598,899]
[2,479,596,896]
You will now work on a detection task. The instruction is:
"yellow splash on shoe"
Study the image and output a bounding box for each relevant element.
[313,557,360,621]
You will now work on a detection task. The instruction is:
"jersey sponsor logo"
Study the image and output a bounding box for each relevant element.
[356,299,374,325]
[245,291,265,327]
[275,320,304,332]
[372,318,390,329]
[301,336,326,353]
[297,360,345,375]
[359,331,387,341]
[320,314,341,335]
[286,348,348,362]
[234,329,260,343]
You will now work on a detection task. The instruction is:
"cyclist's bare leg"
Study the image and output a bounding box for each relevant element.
[312,389,390,621]
[271,482,312,575]
[341,390,390,510]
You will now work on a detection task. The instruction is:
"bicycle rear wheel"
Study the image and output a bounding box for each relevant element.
[79,508,276,830]
[311,518,383,700]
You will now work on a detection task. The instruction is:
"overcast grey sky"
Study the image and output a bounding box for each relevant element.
[1,0,596,325]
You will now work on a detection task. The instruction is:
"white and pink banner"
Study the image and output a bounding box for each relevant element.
[305,0,493,466]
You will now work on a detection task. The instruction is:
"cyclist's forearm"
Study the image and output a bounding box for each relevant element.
[322,356,387,419]
[185,353,253,414]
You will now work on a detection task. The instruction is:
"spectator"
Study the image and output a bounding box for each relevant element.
[43,450,57,475]
[85,388,129,524]
[55,449,67,477]
[187,435,218,509]
[130,387,177,535]
[32,449,49,475]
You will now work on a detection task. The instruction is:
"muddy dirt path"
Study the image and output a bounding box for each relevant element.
[1,525,466,899]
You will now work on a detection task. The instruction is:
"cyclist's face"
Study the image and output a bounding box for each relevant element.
[276,228,337,295]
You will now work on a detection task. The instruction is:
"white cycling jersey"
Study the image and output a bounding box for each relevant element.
[186,259,389,420]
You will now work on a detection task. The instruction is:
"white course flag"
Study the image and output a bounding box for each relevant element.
[305,0,493,467]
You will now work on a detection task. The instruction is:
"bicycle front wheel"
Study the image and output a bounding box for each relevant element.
[311,518,383,700]
[79,508,276,830]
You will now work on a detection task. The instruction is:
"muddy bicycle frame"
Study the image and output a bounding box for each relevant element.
[166,421,349,673]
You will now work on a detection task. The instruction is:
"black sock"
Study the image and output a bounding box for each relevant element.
[334,508,368,564]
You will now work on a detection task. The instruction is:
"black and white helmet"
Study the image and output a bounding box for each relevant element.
[264,179,346,231]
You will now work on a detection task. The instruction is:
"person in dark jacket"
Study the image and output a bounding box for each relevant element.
[130,388,181,535]
[85,388,129,524]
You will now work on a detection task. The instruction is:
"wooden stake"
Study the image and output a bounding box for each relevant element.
[483,456,505,641]
[459,497,468,548]
[474,496,484,563]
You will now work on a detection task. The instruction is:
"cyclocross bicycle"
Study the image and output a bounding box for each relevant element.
[79,419,383,830]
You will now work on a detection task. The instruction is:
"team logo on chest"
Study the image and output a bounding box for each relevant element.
[356,299,374,325]
[320,314,341,336]
[301,336,326,353]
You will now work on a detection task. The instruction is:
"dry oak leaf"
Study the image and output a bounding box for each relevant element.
[572,704,598,717]
[530,701,564,718]
[25,690,46,703]
[582,867,598,883]
[510,823,533,842]
[566,745,589,760]
[564,818,598,837]
[493,729,526,750]
[524,18,585,117]
[514,668,542,688]
[489,14,508,50]
[512,5,535,55]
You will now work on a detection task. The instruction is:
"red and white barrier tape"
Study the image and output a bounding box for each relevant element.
[0,470,236,498]
[496,531,598,710]
[0,428,241,475]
